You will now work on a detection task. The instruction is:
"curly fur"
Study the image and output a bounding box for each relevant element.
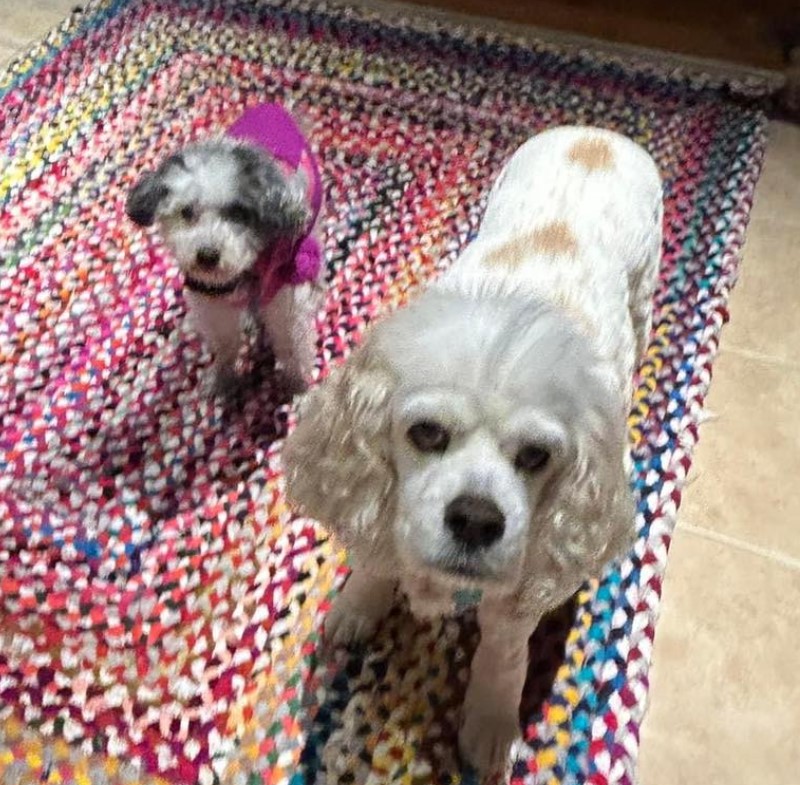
[127,138,321,393]
[284,126,662,778]
[286,345,399,564]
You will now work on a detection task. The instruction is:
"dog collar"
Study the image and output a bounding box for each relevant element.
[183,273,245,298]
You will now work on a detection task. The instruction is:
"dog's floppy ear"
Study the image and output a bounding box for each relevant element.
[126,172,169,227]
[283,338,397,556]
[536,381,637,597]
[277,165,312,237]
[232,145,310,241]
[265,170,309,241]
[126,153,185,227]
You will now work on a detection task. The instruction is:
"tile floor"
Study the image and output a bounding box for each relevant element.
[2,4,799,784]
[638,119,800,785]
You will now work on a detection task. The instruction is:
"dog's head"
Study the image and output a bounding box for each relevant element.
[284,290,635,606]
[126,140,309,287]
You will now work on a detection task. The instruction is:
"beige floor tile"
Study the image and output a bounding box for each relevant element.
[750,122,800,228]
[0,44,21,69]
[0,1,77,49]
[721,217,800,364]
[638,528,800,785]
[680,350,800,560]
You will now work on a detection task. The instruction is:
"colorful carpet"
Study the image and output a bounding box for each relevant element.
[0,1,766,784]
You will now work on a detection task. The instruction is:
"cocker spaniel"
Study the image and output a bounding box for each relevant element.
[284,126,662,779]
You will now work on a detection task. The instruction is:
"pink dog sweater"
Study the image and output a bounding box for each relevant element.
[210,103,323,306]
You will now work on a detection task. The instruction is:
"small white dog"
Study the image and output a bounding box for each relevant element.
[127,104,324,395]
[284,126,662,778]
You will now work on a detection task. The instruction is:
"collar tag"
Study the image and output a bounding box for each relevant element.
[452,588,483,613]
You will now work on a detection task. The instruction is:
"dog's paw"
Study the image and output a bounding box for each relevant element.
[323,592,385,649]
[458,701,519,780]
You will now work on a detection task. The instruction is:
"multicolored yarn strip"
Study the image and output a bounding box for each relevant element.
[0,1,766,783]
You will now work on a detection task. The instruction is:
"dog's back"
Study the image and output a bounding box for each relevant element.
[438,126,663,394]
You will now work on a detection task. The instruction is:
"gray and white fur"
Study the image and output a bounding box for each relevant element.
[127,139,322,394]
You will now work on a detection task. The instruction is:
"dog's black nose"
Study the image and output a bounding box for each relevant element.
[196,247,220,269]
[445,495,505,550]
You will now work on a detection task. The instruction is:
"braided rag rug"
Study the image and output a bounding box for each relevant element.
[0,1,766,784]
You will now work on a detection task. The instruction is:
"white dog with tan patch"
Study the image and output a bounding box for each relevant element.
[284,126,662,779]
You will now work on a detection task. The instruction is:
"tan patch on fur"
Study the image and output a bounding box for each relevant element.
[568,137,615,172]
[484,221,578,267]
[530,221,578,256]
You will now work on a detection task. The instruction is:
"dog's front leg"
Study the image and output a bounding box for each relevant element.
[460,599,540,779]
[186,291,243,395]
[324,560,397,649]
[261,282,321,395]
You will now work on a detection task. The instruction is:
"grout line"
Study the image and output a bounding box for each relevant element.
[679,520,800,572]
[721,344,800,371]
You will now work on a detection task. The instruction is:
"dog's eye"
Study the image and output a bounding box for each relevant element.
[515,445,550,473]
[407,421,450,454]
[180,205,197,223]
[221,202,254,225]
